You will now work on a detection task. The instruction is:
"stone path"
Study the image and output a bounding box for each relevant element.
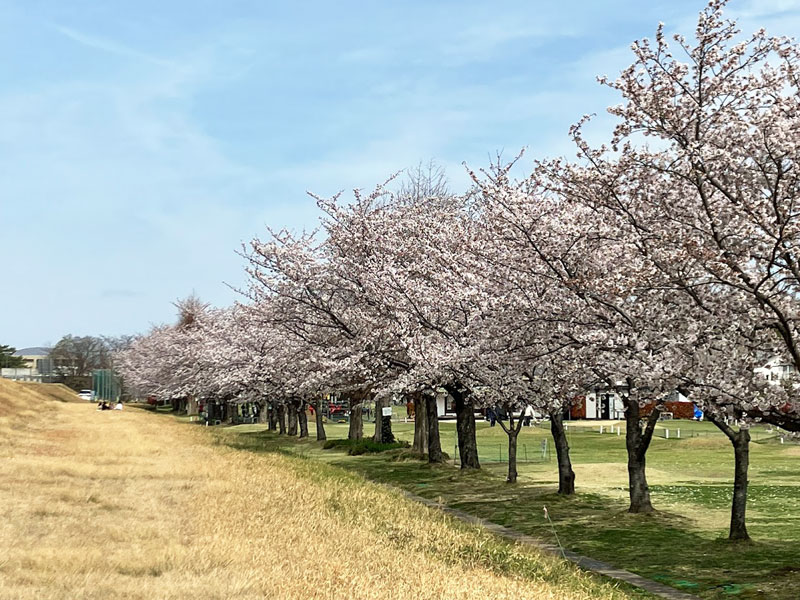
[398,490,700,600]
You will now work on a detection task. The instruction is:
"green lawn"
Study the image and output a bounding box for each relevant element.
[213,415,800,600]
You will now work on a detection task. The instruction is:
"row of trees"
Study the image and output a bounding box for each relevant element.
[118,1,800,542]
[49,335,135,377]
[2,337,131,377]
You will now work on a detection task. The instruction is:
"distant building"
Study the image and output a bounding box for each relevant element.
[1,347,54,382]
[754,357,796,382]
[572,383,693,420]
[13,347,53,372]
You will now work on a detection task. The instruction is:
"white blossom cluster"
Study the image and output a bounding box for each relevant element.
[117,1,800,432]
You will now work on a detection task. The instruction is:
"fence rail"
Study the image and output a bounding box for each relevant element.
[453,440,552,465]
[563,422,792,442]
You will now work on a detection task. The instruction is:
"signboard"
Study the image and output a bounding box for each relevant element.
[381,407,393,417]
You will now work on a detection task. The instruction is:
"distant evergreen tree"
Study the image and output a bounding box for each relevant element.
[0,345,26,368]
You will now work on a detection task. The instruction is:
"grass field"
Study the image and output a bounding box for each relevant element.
[216,413,800,599]
[0,384,645,600]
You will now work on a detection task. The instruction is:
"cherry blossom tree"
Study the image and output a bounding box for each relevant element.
[241,191,413,445]
[569,0,800,430]
[552,0,800,523]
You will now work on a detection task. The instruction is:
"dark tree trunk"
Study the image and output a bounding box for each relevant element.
[707,414,751,541]
[222,402,231,424]
[628,454,651,513]
[381,408,394,443]
[373,396,394,443]
[447,384,480,469]
[623,394,658,513]
[257,400,268,424]
[412,392,428,453]
[373,397,382,442]
[313,401,326,441]
[507,431,518,482]
[298,401,309,438]
[348,394,363,440]
[730,430,750,540]
[268,403,277,431]
[497,403,523,483]
[277,403,286,435]
[426,391,444,463]
[287,400,298,436]
[549,409,575,495]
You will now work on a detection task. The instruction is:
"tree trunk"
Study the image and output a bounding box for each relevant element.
[373,396,394,444]
[373,397,382,442]
[549,409,575,495]
[448,384,480,469]
[298,401,309,438]
[187,397,199,416]
[497,403,523,483]
[426,392,444,463]
[707,414,751,541]
[313,401,326,441]
[381,406,395,443]
[277,403,286,435]
[730,429,750,540]
[348,395,363,440]
[412,392,428,453]
[627,454,651,513]
[268,403,278,431]
[287,401,298,436]
[507,430,518,483]
[624,396,657,513]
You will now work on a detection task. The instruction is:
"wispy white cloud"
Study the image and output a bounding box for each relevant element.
[740,0,800,17]
[440,21,577,62]
[6,0,800,346]
[53,24,177,68]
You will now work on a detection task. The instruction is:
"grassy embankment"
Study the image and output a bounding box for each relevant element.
[216,413,800,600]
[0,380,643,599]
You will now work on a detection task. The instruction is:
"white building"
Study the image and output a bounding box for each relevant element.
[754,357,797,382]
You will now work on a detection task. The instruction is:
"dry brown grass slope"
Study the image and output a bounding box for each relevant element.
[0,389,639,600]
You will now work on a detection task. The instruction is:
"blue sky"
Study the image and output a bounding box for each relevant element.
[2,0,799,347]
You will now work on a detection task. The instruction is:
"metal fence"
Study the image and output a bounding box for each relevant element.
[564,422,791,442]
[453,439,552,465]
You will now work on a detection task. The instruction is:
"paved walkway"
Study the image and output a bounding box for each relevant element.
[398,490,700,600]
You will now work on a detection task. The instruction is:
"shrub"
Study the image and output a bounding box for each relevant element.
[322,438,409,455]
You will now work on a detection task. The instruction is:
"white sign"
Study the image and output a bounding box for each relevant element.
[381,407,393,417]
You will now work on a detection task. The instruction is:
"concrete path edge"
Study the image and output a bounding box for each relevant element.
[395,489,699,600]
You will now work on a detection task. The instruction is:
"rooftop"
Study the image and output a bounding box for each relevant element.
[12,347,52,357]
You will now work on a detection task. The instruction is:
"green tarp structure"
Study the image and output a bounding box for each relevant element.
[92,369,120,401]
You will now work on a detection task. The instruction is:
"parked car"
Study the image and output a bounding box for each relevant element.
[78,389,94,401]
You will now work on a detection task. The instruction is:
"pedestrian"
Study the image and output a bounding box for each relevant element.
[523,404,534,426]
[488,406,497,427]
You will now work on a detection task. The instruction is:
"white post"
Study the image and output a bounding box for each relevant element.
[677,429,681,439]
[600,425,604,434]
[665,429,669,439]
